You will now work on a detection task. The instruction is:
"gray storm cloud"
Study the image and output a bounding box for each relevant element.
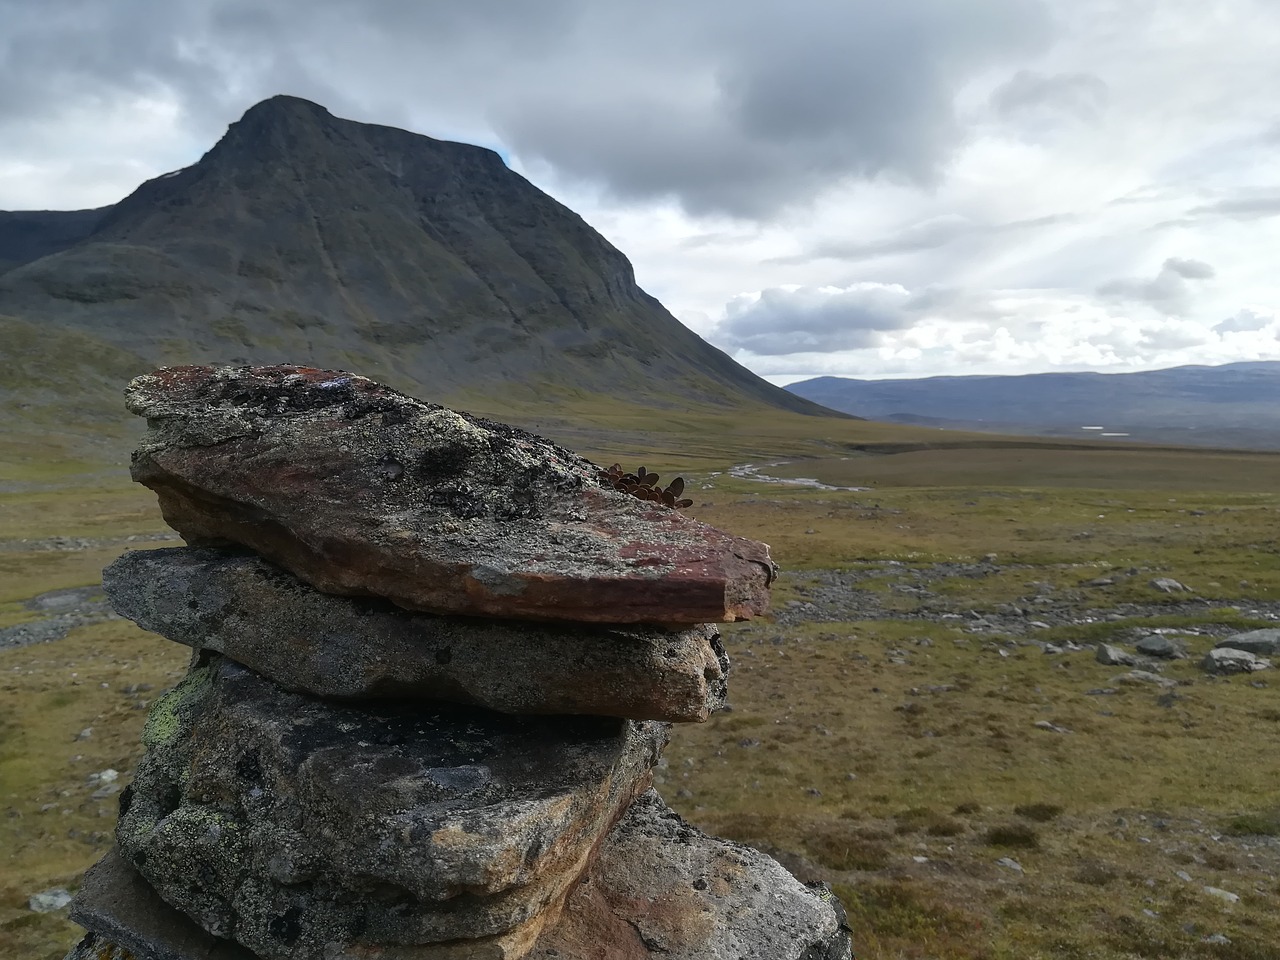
[716,283,916,355]
[497,0,1053,217]
[989,69,1109,124]
[0,0,1052,219]
[1097,257,1216,315]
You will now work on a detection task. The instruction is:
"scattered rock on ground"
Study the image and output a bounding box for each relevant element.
[1033,720,1072,734]
[1149,578,1190,593]
[1215,628,1280,656]
[1116,670,1178,688]
[1135,635,1188,659]
[1096,643,1138,666]
[1202,647,1272,675]
[0,586,122,650]
[29,888,73,913]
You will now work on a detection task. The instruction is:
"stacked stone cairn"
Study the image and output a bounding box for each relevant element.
[64,365,853,960]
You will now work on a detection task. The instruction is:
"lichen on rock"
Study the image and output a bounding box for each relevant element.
[125,364,776,624]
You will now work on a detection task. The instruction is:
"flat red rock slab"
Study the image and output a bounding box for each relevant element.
[127,365,775,624]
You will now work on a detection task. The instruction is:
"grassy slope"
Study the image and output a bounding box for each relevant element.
[1,402,1279,959]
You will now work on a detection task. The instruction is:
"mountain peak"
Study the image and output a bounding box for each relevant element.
[239,94,334,123]
[0,97,840,421]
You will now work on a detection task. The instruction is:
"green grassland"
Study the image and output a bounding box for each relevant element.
[1,400,1279,959]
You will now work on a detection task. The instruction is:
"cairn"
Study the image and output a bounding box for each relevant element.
[64,365,853,960]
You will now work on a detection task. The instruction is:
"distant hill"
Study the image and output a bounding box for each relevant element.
[786,363,1280,450]
[0,95,839,456]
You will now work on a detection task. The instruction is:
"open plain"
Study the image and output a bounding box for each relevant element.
[2,402,1279,960]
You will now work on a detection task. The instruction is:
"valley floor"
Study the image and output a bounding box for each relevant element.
[2,441,1279,960]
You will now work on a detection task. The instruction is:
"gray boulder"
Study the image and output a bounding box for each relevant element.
[1202,648,1272,675]
[529,790,852,959]
[28,888,73,913]
[67,847,550,959]
[1116,670,1177,688]
[1134,635,1188,659]
[105,547,728,722]
[117,657,667,960]
[1095,643,1137,666]
[1215,628,1280,656]
[69,793,851,960]
[1149,578,1189,593]
[69,850,256,959]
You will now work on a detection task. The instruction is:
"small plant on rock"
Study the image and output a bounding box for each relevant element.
[602,464,694,509]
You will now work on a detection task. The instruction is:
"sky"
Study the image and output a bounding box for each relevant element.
[3,0,1280,384]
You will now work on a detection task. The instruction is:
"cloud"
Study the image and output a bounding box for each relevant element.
[990,69,1109,124]
[777,211,1075,265]
[500,1,1053,218]
[716,283,916,355]
[0,0,1054,219]
[1137,320,1211,351]
[1163,257,1215,280]
[1214,308,1274,334]
[1097,257,1215,315]
[1188,196,1280,221]
[5,0,1280,382]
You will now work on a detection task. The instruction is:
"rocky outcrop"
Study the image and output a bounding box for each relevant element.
[117,657,666,958]
[1134,634,1187,659]
[1202,647,1272,675]
[127,364,776,625]
[70,796,852,960]
[1095,643,1137,667]
[1215,628,1280,656]
[66,366,850,960]
[528,791,853,960]
[103,547,728,721]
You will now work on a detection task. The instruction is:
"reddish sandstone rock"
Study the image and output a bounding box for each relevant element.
[126,365,774,625]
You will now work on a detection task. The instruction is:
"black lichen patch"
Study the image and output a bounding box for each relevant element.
[415,441,477,483]
[223,376,358,417]
[267,907,303,945]
[423,482,488,520]
[235,751,264,786]
[117,783,135,818]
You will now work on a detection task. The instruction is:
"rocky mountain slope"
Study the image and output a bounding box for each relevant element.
[788,362,1280,448]
[0,96,836,455]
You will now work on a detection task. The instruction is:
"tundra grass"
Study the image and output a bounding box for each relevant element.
[664,615,1280,958]
[0,622,189,960]
[2,416,1279,958]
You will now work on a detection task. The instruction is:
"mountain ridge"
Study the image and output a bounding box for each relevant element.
[0,94,839,452]
[787,362,1280,449]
